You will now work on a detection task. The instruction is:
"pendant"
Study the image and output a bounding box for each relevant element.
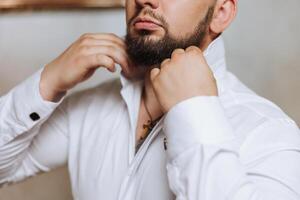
[142,120,153,135]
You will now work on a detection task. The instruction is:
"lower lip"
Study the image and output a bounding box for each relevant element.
[134,21,161,30]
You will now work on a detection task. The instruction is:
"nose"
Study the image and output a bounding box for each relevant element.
[135,0,159,9]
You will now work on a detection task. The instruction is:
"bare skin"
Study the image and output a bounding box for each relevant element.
[40,33,140,102]
[135,71,164,143]
[130,0,237,141]
[135,47,218,142]
[40,0,237,145]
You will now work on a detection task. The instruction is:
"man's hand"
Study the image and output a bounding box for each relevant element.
[150,46,218,113]
[40,33,134,102]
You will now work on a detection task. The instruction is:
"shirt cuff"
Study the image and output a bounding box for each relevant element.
[1,69,65,143]
[163,96,235,160]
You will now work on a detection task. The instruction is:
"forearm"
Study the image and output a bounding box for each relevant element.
[0,69,64,184]
[166,144,300,200]
[163,96,300,200]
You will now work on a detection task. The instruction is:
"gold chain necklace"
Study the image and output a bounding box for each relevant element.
[135,95,162,153]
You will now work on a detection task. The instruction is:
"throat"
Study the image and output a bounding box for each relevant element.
[135,74,164,153]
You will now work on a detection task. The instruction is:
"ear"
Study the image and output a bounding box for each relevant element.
[209,0,237,34]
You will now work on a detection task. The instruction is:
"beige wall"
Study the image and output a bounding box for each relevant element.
[224,0,300,126]
[0,1,299,199]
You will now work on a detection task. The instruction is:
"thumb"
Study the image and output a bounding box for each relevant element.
[150,68,160,82]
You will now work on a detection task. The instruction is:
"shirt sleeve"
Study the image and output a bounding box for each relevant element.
[0,69,68,185]
[163,96,300,200]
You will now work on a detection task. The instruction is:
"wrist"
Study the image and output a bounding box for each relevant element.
[39,81,66,102]
[40,68,66,102]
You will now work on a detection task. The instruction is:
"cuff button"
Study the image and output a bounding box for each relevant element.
[30,112,40,121]
[163,137,168,150]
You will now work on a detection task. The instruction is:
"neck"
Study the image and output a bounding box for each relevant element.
[142,68,164,121]
[136,34,215,119]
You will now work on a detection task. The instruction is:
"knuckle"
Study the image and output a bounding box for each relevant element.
[104,33,118,39]
[80,33,91,40]
[119,57,128,67]
[186,46,200,53]
[78,45,90,55]
[171,48,184,58]
[104,45,115,54]
[106,58,115,67]
[161,58,170,66]
[107,33,123,45]
[79,37,92,46]
[173,48,184,54]
[107,33,118,38]
[105,46,125,63]
[96,54,114,68]
[112,40,124,48]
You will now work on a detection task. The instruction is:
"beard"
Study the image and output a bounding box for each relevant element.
[125,6,215,68]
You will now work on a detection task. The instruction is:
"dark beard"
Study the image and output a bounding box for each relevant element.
[125,6,215,68]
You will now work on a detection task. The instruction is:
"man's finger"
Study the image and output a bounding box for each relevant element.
[171,48,185,59]
[185,46,201,53]
[161,58,171,68]
[81,33,126,49]
[150,68,160,82]
[79,38,126,50]
[86,54,116,72]
[82,45,129,71]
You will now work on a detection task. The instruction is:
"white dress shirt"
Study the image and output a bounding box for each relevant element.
[1,36,300,200]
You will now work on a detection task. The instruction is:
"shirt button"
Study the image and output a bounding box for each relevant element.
[163,137,167,150]
[29,112,40,121]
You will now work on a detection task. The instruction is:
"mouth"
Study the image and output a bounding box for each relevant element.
[133,17,163,31]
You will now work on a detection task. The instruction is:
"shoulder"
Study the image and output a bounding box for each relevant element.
[221,72,295,128]
[220,72,300,162]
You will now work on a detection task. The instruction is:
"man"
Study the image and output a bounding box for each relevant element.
[0,0,299,199]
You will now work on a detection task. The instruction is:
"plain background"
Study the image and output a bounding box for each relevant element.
[0,1,299,199]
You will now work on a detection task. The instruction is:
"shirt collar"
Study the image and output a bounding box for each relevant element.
[120,35,227,92]
[203,35,227,80]
[119,36,227,144]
